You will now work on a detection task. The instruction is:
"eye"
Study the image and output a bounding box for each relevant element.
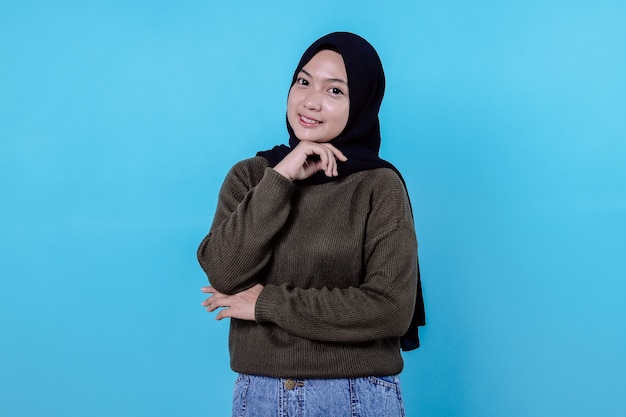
[329,87,344,95]
[296,77,309,86]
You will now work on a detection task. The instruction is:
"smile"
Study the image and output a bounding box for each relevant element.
[299,115,322,125]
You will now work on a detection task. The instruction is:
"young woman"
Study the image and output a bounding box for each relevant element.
[198,31,425,417]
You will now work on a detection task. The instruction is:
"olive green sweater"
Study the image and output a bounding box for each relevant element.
[197,156,418,378]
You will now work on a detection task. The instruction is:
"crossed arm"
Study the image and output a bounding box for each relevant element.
[199,141,346,321]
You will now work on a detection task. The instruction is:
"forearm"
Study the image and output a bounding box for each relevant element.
[255,225,418,342]
[197,166,295,294]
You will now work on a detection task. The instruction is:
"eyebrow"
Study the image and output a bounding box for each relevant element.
[300,69,348,85]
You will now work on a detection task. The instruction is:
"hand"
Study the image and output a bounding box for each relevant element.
[273,141,347,181]
[200,284,264,321]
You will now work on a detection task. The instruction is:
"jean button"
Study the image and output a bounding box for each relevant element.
[284,379,296,390]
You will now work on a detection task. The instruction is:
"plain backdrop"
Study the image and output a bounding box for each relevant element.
[1,1,625,416]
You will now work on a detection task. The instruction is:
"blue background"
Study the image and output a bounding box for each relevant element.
[1,1,625,416]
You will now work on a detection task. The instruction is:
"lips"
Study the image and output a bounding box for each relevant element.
[299,114,322,125]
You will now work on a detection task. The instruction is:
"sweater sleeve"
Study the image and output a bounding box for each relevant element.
[254,175,419,344]
[197,159,295,294]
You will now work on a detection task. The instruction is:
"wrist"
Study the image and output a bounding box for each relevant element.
[273,166,293,181]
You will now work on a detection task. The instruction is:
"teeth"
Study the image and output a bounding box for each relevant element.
[301,115,320,124]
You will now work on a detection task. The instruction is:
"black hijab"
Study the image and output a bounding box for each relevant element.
[258,32,425,351]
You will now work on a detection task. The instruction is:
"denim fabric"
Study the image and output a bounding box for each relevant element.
[232,373,405,417]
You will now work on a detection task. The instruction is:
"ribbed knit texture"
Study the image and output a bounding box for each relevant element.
[197,157,418,379]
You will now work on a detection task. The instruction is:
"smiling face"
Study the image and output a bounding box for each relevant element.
[287,49,350,143]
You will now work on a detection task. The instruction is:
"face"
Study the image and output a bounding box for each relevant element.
[287,49,350,143]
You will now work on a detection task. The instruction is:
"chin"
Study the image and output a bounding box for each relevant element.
[293,131,324,143]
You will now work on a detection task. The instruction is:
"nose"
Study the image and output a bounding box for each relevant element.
[303,90,322,111]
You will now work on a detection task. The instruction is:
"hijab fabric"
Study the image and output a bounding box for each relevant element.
[258,32,425,351]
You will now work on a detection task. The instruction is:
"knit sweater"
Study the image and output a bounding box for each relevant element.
[197,156,418,379]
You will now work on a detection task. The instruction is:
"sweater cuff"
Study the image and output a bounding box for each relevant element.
[259,168,295,198]
[255,284,282,323]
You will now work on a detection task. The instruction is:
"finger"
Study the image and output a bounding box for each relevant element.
[203,293,228,312]
[329,148,339,176]
[204,296,220,312]
[215,307,232,321]
[326,148,338,177]
[316,147,329,176]
[318,144,345,176]
[200,286,215,293]
[201,294,217,307]
[205,300,224,313]
[333,149,348,162]
[316,147,335,177]
[323,143,348,162]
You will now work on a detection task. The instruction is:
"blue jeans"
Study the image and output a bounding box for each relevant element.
[232,374,406,417]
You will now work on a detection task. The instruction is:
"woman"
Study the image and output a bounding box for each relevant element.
[197,32,425,417]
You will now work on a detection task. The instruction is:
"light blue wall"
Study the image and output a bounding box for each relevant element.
[1,1,624,416]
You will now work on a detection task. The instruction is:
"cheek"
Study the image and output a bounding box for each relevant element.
[287,88,301,112]
[286,96,300,130]
[332,102,350,130]
[286,96,296,119]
